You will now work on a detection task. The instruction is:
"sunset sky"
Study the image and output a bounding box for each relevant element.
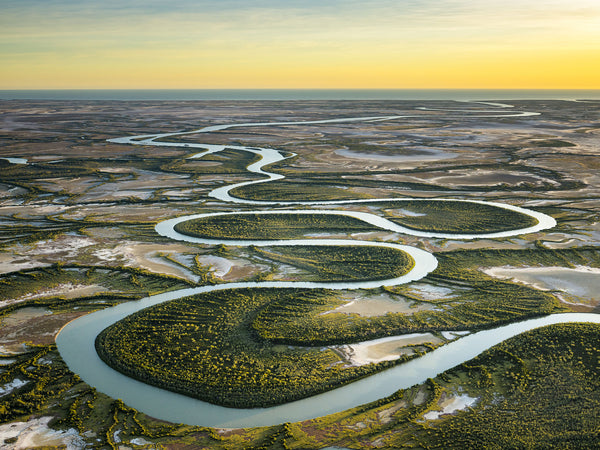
[1,0,599,89]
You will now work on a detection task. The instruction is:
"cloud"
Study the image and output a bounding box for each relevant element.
[1,0,598,88]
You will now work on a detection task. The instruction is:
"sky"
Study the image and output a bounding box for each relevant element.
[1,0,599,89]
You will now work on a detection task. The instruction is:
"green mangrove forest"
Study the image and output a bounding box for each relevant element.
[95,288,410,408]
[251,244,415,281]
[173,213,380,240]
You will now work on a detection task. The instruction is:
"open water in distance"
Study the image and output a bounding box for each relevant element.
[2,89,600,101]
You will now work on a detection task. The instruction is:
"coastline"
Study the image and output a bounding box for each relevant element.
[2,89,600,101]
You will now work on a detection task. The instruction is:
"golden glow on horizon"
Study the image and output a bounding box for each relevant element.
[1,0,599,89]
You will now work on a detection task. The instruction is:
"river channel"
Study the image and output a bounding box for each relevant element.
[56,104,586,428]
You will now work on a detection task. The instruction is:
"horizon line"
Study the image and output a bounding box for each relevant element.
[2,88,600,91]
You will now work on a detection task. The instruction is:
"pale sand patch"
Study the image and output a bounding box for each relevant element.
[195,255,233,277]
[335,148,456,162]
[384,208,426,217]
[441,240,527,252]
[322,293,434,317]
[483,266,600,305]
[145,254,200,283]
[0,185,27,198]
[0,284,108,309]
[423,393,478,420]
[441,331,470,340]
[27,235,97,258]
[84,226,127,239]
[335,333,442,366]
[62,205,186,222]
[428,170,555,187]
[544,238,589,249]
[0,234,105,274]
[0,309,90,347]
[107,190,153,199]
[0,379,28,397]
[349,231,400,241]
[0,307,52,326]
[269,263,304,280]
[0,345,28,356]
[304,232,347,238]
[413,387,428,405]
[0,253,44,274]
[405,283,455,300]
[377,401,407,424]
[0,416,86,450]
[97,242,200,282]
[222,261,264,281]
[130,437,153,446]
[22,284,104,301]
[97,167,131,173]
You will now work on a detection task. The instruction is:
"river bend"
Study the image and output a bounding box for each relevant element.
[56,102,584,428]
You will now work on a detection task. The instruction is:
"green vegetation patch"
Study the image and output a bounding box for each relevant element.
[0,345,216,449]
[431,245,600,280]
[254,247,572,346]
[179,200,541,236]
[95,288,407,408]
[253,282,559,346]
[0,264,192,317]
[376,200,539,233]
[529,138,576,147]
[174,213,381,240]
[252,245,414,281]
[161,149,262,174]
[0,345,82,424]
[0,159,96,181]
[4,323,600,449]
[410,323,600,449]
[230,180,373,202]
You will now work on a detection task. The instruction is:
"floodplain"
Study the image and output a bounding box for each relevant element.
[1,99,599,448]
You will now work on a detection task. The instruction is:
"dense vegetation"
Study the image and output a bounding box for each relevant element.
[186,197,538,235]
[0,345,217,449]
[376,199,539,233]
[234,161,583,196]
[251,245,414,281]
[252,280,560,346]
[412,323,600,449]
[95,288,411,408]
[174,213,381,240]
[229,180,373,201]
[95,244,592,410]
[174,202,540,241]
[0,345,81,424]
[252,246,581,346]
[161,148,262,174]
[4,323,600,448]
[0,263,192,317]
[432,245,600,274]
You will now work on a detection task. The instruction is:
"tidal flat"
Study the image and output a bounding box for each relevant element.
[1,99,599,448]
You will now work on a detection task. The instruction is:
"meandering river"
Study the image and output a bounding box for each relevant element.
[55,102,591,428]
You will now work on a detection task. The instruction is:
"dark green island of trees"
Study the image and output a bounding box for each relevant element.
[173,200,539,241]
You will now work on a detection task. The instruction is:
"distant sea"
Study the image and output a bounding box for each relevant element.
[0,89,599,101]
